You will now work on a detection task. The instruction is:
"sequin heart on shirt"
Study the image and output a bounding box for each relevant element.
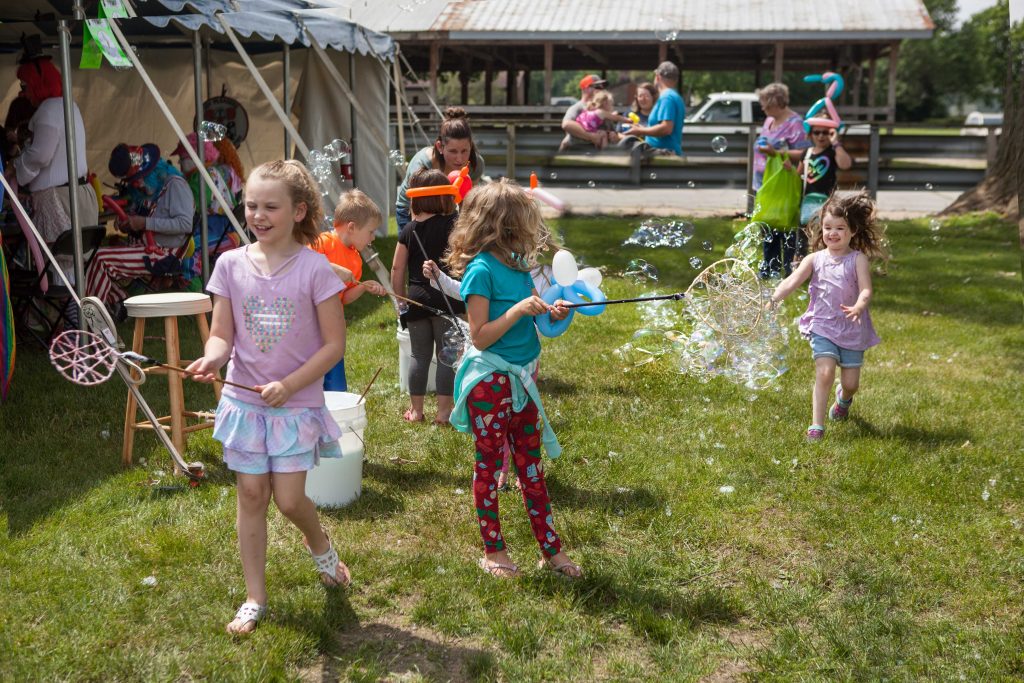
[243,295,295,353]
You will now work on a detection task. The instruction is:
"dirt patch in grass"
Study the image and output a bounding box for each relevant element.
[300,613,492,683]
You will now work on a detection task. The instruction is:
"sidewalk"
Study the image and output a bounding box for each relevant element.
[539,188,960,220]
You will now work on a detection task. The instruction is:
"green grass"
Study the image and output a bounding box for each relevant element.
[2,212,1022,681]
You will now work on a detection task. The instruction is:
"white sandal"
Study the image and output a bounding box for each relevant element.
[227,601,266,634]
[304,531,351,588]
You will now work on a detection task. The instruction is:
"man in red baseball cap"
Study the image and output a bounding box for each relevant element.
[559,74,612,151]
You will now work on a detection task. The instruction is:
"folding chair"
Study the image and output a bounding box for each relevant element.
[11,225,106,348]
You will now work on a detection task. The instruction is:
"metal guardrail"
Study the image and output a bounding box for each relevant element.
[392,121,999,194]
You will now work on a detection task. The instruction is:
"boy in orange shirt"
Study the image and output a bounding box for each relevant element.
[312,189,387,390]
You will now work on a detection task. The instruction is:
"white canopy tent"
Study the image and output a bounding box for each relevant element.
[1,0,398,293]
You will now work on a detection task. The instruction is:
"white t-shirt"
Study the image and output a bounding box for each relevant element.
[14,97,88,192]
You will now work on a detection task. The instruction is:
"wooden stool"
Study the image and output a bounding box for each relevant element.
[122,292,220,468]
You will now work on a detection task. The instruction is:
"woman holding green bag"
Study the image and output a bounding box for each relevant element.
[751,83,810,278]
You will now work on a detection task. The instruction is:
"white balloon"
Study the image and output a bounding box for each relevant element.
[551,250,579,287]
[578,267,603,287]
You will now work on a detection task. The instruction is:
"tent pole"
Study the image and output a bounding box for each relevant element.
[193,31,210,284]
[283,44,292,159]
[348,53,358,186]
[58,19,84,301]
[106,18,248,245]
[375,51,431,146]
[393,55,405,162]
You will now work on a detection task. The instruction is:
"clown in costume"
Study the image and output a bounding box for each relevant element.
[85,143,194,311]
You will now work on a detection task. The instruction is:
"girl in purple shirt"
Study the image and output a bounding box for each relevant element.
[769,192,887,443]
[187,160,350,635]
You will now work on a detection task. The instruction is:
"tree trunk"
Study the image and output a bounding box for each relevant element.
[941,33,1022,220]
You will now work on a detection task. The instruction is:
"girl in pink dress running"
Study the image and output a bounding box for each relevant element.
[187,160,350,634]
[769,191,887,442]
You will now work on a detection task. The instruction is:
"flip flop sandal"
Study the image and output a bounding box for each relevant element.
[227,601,266,634]
[538,558,583,579]
[303,530,351,588]
[478,557,521,579]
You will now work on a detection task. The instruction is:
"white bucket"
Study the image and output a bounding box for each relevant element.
[305,391,366,508]
[396,324,437,394]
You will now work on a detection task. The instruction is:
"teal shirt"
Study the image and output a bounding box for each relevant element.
[646,88,685,156]
[459,252,540,366]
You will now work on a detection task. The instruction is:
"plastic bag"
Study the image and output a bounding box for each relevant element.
[751,155,801,230]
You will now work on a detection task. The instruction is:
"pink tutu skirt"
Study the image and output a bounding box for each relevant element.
[213,395,343,464]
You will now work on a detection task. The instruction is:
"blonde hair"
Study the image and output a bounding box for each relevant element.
[333,189,383,228]
[248,160,323,246]
[591,90,614,110]
[445,179,552,277]
[808,190,889,262]
[758,82,790,111]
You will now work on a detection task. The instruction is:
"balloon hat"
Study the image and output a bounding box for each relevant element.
[803,71,845,131]
[405,165,472,203]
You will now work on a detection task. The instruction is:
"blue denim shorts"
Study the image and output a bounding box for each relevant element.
[809,333,865,368]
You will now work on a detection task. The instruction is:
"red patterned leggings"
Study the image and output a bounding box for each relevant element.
[467,372,561,557]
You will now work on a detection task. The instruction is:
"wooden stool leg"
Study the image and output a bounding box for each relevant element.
[195,311,221,401]
[165,315,186,470]
[122,317,146,466]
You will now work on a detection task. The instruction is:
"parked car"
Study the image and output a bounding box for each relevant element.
[959,111,1002,136]
[685,91,868,136]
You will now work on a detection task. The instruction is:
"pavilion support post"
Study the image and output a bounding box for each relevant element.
[460,69,470,104]
[867,55,878,120]
[885,41,900,133]
[58,20,83,299]
[773,43,784,82]
[658,43,667,64]
[868,124,880,197]
[543,43,553,112]
[429,42,440,101]
[522,69,530,105]
[484,61,493,105]
[506,69,515,105]
[193,31,210,283]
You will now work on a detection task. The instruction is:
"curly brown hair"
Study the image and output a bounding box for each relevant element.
[444,178,552,277]
[807,190,889,261]
[248,160,324,246]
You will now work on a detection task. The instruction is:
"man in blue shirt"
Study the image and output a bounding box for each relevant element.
[622,61,685,156]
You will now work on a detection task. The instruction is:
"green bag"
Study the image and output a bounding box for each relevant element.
[751,155,801,230]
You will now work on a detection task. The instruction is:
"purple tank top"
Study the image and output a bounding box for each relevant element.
[798,250,880,351]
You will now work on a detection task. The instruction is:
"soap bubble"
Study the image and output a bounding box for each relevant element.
[323,138,351,161]
[654,17,678,42]
[687,181,696,188]
[649,172,658,180]
[587,180,596,188]
[388,149,405,167]
[689,256,703,269]
[701,240,713,251]
[925,183,934,190]
[437,318,471,369]
[622,219,695,248]
[549,171,558,180]
[624,259,659,284]
[710,136,728,153]
[929,220,941,232]
[887,174,896,182]
[198,120,227,142]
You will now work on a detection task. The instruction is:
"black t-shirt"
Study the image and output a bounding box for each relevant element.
[804,146,838,196]
[397,213,466,321]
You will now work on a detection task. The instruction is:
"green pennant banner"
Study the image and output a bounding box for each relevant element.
[81,0,130,70]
